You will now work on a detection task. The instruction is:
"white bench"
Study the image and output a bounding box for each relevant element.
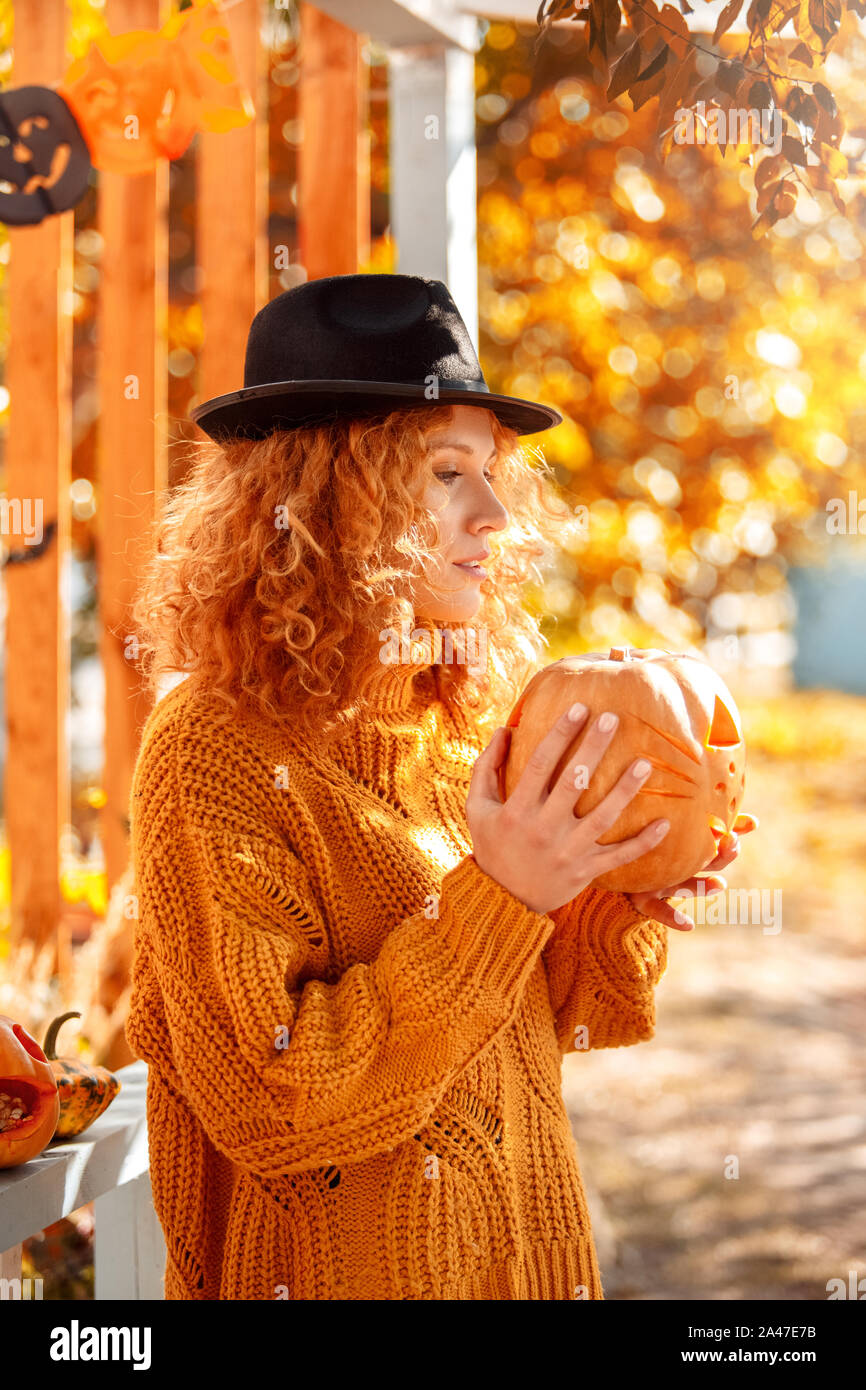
[0,1060,165,1299]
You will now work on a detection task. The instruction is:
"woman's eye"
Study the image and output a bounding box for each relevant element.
[434,471,498,485]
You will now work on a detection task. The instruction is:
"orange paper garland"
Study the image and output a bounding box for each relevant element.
[58,0,254,175]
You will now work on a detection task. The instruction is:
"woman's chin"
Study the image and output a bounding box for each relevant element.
[414,596,482,624]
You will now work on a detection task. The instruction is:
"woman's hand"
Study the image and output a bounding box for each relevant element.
[561,648,760,930]
[467,703,671,918]
[626,813,759,931]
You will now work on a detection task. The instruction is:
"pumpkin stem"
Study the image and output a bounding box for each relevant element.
[43,1011,82,1061]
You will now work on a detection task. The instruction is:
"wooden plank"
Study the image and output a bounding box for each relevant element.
[197,0,268,403]
[298,5,370,279]
[0,1061,150,1253]
[97,0,168,898]
[4,1,71,971]
[0,1243,22,1287]
[93,1183,139,1298]
[94,1171,165,1300]
[133,1168,166,1299]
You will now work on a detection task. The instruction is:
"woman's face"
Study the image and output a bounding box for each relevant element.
[409,405,509,623]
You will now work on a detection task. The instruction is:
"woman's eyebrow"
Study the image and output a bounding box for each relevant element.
[429,437,498,464]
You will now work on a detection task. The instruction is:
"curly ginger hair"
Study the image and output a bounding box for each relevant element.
[130,403,571,747]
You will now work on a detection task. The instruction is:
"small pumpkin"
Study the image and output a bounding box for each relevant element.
[0,1016,60,1169]
[499,645,753,894]
[43,1011,121,1139]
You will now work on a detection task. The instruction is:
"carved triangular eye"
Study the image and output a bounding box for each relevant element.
[706,694,741,748]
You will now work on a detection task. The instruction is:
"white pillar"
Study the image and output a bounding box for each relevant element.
[388,42,479,344]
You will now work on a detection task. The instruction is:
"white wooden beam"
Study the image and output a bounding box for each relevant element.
[388,43,479,343]
[0,1061,165,1301]
[311,0,481,51]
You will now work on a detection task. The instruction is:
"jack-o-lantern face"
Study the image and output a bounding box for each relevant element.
[59,32,194,175]
[0,86,92,226]
[499,646,750,894]
[0,1015,60,1169]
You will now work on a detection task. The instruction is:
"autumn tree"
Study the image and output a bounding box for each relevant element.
[536,0,863,236]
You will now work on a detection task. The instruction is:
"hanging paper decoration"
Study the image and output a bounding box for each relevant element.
[0,0,254,226]
[58,0,253,176]
[161,1,255,138]
[0,85,92,226]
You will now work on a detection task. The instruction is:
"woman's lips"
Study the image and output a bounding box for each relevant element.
[453,561,485,580]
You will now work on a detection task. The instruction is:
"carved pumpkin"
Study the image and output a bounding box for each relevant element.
[499,646,749,894]
[0,1016,60,1169]
[43,1011,121,1139]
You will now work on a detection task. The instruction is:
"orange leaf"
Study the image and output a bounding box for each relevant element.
[607,40,643,101]
[745,0,773,27]
[751,201,783,237]
[781,133,807,164]
[755,149,785,188]
[629,45,671,111]
[655,47,697,136]
[712,0,744,41]
[812,81,837,114]
[756,176,783,211]
[789,39,814,63]
[623,0,666,52]
[814,141,848,178]
[807,0,842,43]
[806,159,846,211]
[766,0,799,33]
[717,59,746,95]
[659,3,691,58]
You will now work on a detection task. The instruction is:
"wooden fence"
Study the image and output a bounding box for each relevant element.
[3,0,422,970]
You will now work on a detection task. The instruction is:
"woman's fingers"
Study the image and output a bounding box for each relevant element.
[660,872,727,899]
[575,750,664,845]
[634,895,696,931]
[703,834,739,872]
[629,873,728,931]
[507,703,592,810]
[546,709,649,816]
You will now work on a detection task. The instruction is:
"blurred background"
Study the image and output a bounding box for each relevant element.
[0,0,864,1299]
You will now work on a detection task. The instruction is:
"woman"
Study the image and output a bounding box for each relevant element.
[125,273,747,1300]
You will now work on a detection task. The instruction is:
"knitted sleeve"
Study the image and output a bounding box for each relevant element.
[126,702,556,1180]
[541,885,669,1053]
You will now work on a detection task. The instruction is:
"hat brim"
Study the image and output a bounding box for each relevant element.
[189,380,562,442]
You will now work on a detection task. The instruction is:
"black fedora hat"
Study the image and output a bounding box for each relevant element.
[190,273,563,442]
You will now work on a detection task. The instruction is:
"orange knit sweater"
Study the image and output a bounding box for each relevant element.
[125,659,668,1300]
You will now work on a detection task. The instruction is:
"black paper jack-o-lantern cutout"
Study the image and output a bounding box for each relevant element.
[0,86,92,226]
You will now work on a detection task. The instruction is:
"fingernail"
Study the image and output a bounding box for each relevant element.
[655,820,670,836]
[633,759,651,777]
[567,702,586,722]
[598,711,617,731]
